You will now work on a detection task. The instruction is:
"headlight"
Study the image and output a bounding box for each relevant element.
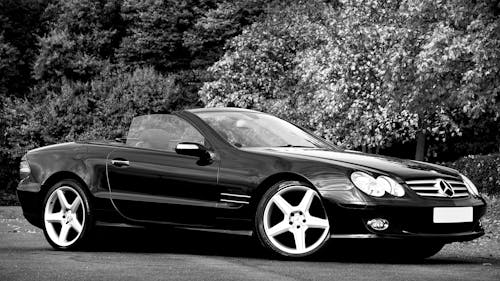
[460,174,479,196]
[350,172,405,197]
[377,176,406,197]
[19,156,31,176]
[20,161,30,173]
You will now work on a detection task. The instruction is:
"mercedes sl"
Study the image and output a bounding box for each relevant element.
[17,107,487,258]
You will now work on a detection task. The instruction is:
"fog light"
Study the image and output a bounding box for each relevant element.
[367,218,389,231]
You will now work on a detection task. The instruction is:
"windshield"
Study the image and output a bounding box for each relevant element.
[194,111,333,149]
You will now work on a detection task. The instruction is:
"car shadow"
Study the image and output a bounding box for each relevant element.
[85,226,266,257]
[80,226,484,265]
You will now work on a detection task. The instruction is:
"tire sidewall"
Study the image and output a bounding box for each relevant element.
[254,181,330,258]
[42,179,94,250]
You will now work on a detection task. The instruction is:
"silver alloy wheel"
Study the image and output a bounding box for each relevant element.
[263,185,330,255]
[44,186,85,247]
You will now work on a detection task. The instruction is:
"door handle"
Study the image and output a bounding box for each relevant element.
[111,159,130,167]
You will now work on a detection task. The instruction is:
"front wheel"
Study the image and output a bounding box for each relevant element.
[42,179,94,250]
[255,181,330,258]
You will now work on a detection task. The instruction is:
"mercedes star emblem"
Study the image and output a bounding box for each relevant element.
[436,179,455,197]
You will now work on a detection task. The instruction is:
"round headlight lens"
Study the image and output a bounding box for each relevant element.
[377,176,405,197]
[351,172,385,197]
[460,174,479,196]
[350,172,405,197]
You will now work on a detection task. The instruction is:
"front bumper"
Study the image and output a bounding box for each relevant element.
[322,196,486,243]
[17,189,43,228]
[17,177,43,228]
[329,231,483,243]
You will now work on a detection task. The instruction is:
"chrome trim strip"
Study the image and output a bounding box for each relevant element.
[406,180,437,184]
[410,187,439,190]
[181,227,253,236]
[330,234,379,239]
[415,192,468,198]
[220,193,251,198]
[415,193,447,197]
[447,180,465,185]
[96,222,145,228]
[103,191,222,208]
[220,199,250,204]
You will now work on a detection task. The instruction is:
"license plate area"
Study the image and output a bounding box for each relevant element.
[433,207,473,223]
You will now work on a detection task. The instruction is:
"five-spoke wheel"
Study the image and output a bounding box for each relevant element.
[42,179,93,249]
[255,181,330,257]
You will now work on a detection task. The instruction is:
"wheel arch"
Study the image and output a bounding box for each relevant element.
[249,172,317,213]
[40,171,90,201]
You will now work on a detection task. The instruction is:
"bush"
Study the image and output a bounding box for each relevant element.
[1,66,178,191]
[443,154,500,195]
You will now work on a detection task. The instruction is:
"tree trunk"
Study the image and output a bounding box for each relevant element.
[415,130,426,161]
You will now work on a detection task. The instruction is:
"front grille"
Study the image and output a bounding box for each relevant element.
[406,179,469,198]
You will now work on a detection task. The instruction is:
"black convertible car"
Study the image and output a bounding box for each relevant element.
[17,107,486,258]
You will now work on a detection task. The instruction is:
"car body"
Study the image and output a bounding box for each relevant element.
[17,107,487,258]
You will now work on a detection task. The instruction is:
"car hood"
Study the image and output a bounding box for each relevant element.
[242,147,460,180]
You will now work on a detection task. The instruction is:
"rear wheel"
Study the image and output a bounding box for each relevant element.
[255,181,330,258]
[42,179,94,250]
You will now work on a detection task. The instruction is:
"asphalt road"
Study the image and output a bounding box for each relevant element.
[1,207,499,281]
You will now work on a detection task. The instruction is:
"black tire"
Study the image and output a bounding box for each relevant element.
[42,179,95,250]
[254,181,330,258]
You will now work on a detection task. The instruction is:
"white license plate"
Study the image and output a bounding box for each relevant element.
[433,207,473,223]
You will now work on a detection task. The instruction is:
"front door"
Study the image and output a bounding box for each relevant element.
[105,114,219,226]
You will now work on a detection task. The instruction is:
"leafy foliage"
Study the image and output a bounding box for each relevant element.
[200,1,335,126]
[83,66,178,139]
[118,0,191,71]
[0,35,21,97]
[4,66,177,153]
[200,0,500,157]
[444,154,500,195]
[0,0,48,98]
[0,0,499,192]
[33,0,123,88]
[183,0,267,69]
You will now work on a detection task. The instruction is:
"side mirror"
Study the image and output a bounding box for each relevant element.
[175,142,211,159]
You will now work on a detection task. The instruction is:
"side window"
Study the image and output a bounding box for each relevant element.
[126,115,205,152]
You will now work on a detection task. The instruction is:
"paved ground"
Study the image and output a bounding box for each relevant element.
[1,206,499,281]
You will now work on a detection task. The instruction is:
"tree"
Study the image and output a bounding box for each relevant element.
[33,0,123,92]
[0,0,48,98]
[408,0,500,158]
[4,65,177,151]
[183,0,267,70]
[117,0,269,110]
[0,35,20,97]
[117,0,200,72]
[200,0,500,160]
[200,0,335,127]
